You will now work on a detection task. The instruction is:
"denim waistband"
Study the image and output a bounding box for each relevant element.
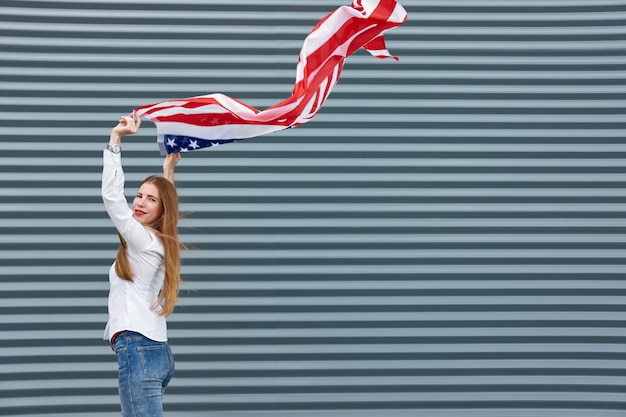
[111,331,167,350]
[111,331,152,351]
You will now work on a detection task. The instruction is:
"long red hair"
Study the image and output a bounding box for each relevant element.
[114,175,183,317]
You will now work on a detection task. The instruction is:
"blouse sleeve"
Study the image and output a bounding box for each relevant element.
[101,150,160,252]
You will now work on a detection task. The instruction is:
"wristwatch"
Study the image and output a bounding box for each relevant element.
[107,143,121,154]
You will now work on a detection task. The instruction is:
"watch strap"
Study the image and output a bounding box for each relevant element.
[107,143,121,154]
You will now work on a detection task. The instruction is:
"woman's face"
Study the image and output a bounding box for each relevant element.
[132,182,163,226]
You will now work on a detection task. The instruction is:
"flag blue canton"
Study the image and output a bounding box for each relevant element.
[160,135,240,154]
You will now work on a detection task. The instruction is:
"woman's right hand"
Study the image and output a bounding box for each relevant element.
[163,152,181,183]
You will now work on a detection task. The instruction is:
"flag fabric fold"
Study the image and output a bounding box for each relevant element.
[134,0,408,154]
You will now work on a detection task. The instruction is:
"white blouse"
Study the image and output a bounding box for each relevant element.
[101,150,167,342]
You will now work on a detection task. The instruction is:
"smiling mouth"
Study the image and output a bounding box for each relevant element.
[134,210,146,216]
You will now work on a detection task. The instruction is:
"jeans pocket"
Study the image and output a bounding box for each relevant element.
[137,344,172,380]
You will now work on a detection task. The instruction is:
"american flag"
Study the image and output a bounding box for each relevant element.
[134,0,408,154]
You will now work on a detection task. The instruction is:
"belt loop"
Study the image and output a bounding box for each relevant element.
[110,331,125,351]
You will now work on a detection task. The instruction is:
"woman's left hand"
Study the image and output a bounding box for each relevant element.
[111,113,141,140]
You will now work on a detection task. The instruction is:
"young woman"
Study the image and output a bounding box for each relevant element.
[101,113,183,417]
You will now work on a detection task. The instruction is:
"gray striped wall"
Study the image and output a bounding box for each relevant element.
[1,0,626,416]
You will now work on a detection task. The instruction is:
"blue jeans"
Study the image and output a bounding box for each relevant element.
[113,331,175,417]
